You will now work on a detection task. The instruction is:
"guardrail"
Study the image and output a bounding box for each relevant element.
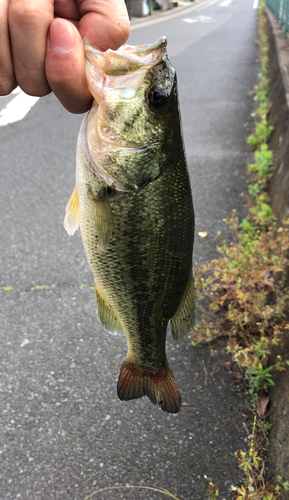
[267,0,289,34]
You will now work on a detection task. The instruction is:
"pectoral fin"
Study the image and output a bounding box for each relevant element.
[90,188,113,248]
[170,275,195,340]
[64,186,80,236]
[94,281,124,335]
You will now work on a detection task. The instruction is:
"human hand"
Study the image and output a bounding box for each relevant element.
[0,0,130,113]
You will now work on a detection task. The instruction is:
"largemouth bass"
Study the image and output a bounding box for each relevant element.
[64,37,195,413]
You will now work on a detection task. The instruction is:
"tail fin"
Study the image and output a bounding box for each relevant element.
[117,361,181,413]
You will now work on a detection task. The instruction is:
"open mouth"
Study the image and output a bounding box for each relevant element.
[83,38,169,105]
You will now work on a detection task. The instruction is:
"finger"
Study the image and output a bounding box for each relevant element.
[8,0,54,96]
[0,0,17,95]
[78,0,130,51]
[54,0,80,19]
[46,18,92,114]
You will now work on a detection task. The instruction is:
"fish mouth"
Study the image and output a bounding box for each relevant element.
[83,37,169,104]
[84,37,167,76]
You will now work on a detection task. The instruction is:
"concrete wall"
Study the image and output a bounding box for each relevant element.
[266,8,289,494]
[267,8,289,221]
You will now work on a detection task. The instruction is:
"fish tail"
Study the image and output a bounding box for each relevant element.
[117,360,181,413]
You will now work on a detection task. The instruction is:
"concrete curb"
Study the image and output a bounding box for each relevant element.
[266,7,289,109]
[266,7,289,494]
[266,7,289,220]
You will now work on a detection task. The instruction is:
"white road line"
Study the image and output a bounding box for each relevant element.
[183,17,198,22]
[219,0,232,6]
[182,14,214,22]
[253,0,258,8]
[0,89,39,127]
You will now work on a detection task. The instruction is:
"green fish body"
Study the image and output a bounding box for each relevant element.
[64,38,195,413]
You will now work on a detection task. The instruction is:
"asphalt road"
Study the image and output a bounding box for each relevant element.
[0,0,258,498]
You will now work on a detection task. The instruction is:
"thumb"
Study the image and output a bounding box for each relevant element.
[46,18,92,113]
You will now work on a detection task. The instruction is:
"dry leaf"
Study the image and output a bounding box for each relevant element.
[198,231,208,238]
[219,293,228,306]
[257,392,270,417]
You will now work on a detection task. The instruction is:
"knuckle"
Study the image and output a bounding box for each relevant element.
[19,80,51,97]
[107,10,131,48]
[9,0,51,27]
[0,76,17,96]
[14,66,51,97]
[117,20,131,45]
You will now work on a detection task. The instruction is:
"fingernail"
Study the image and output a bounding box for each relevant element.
[49,20,75,55]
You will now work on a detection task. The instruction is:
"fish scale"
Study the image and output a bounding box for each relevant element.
[64,37,195,413]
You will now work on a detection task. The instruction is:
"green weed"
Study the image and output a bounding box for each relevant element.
[247,120,274,149]
[248,144,274,179]
[235,418,289,499]
[206,482,219,499]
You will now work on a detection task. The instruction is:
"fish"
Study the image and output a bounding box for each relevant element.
[64,37,195,413]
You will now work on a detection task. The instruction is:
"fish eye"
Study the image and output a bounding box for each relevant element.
[148,86,170,108]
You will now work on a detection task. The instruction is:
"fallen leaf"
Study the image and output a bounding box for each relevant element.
[198,231,208,238]
[257,392,270,417]
[30,285,46,291]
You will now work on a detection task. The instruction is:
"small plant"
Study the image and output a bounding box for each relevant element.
[248,182,261,198]
[235,418,289,499]
[247,119,274,149]
[206,482,219,499]
[245,365,274,406]
[248,144,274,179]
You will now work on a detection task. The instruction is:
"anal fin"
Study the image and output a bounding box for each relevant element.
[170,274,195,340]
[94,281,124,335]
